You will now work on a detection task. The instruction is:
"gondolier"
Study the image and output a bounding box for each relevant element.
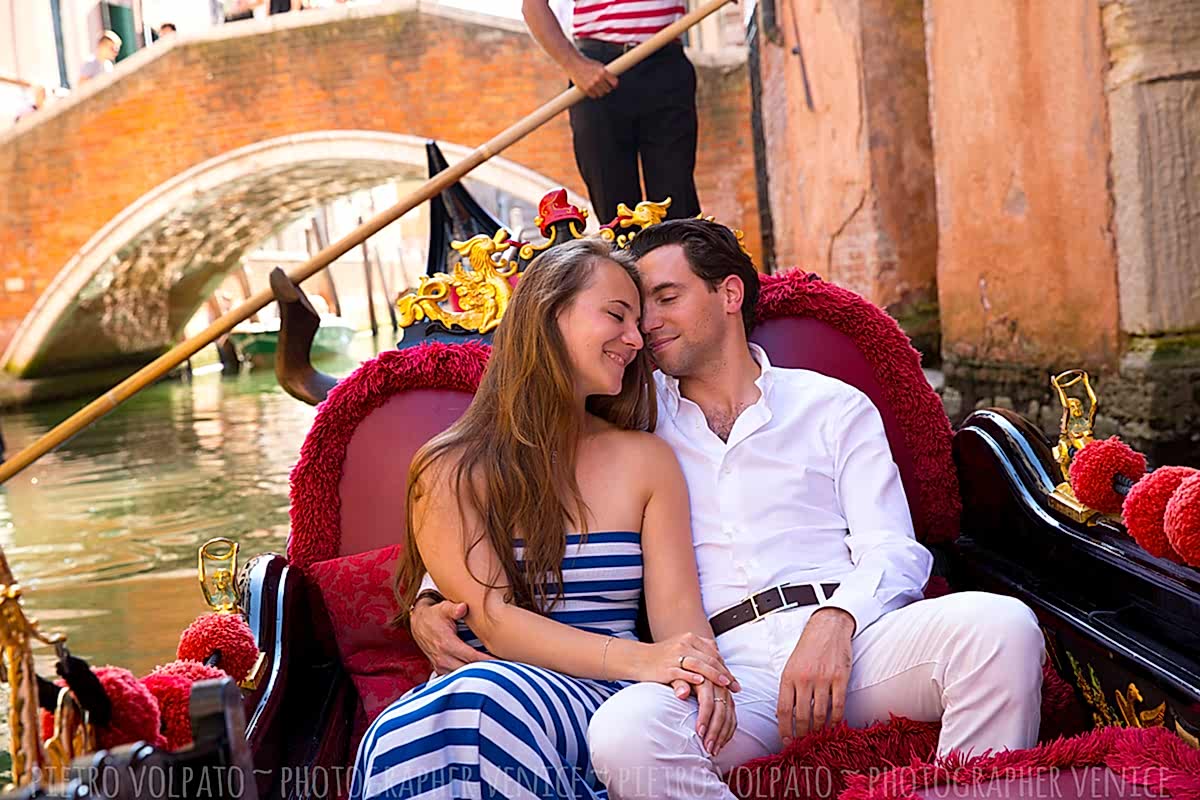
[523,0,702,222]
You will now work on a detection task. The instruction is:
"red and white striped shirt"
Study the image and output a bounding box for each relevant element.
[573,0,686,44]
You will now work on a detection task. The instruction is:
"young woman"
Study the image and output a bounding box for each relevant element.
[350,238,737,800]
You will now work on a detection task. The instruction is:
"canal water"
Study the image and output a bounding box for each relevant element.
[0,335,391,689]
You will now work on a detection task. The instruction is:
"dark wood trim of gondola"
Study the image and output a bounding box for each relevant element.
[952,411,1200,731]
[241,552,353,800]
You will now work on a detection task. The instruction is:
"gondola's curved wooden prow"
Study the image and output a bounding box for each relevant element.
[270,268,339,406]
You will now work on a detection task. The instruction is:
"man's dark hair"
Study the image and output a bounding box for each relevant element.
[628,218,760,337]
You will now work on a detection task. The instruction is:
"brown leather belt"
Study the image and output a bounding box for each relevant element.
[708,583,840,637]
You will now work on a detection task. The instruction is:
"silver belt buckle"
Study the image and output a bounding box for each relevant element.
[749,583,799,622]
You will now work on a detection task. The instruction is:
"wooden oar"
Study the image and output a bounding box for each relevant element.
[0,74,35,89]
[0,0,733,485]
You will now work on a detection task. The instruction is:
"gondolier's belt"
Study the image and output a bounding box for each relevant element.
[575,38,684,56]
[708,583,840,637]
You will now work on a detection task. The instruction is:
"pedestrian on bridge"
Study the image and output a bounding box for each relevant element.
[78,31,122,85]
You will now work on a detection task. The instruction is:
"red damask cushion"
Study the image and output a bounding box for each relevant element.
[306,545,433,723]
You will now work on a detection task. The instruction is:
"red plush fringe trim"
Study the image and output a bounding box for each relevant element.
[756,271,960,544]
[724,661,1087,800]
[839,726,1200,800]
[728,715,940,800]
[288,342,490,568]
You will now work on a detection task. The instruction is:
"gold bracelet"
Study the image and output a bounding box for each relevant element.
[601,636,614,681]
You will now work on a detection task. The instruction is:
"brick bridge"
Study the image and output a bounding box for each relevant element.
[0,2,756,379]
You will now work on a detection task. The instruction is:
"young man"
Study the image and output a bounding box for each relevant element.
[412,220,1045,798]
[78,31,122,85]
[521,0,701,223]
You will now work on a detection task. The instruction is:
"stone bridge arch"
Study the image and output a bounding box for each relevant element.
[2,131,583,376]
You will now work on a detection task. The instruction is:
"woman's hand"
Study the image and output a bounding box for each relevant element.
[694,680,738,757]
[639,632,741,691]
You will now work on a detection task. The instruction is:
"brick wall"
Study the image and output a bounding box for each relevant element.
[751,0,938,355]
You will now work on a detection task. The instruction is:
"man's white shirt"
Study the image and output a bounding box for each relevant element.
[652,345,933,640]
[419,344,933,642]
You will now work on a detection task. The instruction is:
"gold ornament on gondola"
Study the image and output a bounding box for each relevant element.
[395,193,695,336]
[599,199,672,249]
[1046,369,1102,524]
[397,229,520,334]
[0,548,91,788]
[1115,682,1167,729]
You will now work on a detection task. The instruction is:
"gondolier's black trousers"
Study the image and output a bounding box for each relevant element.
[569,40,701,224]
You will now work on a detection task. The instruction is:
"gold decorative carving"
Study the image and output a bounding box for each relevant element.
[1065,651,1193,744]
[1047,370,1101,523]
[620,199,671,230]
[44,687,95,784]
[1114,682,1167,728]
[1051,370,1098,483]
[600,199,673,248]
[395,193,753,336]
[397,229,519,334]
[0,548,70,788]
[516,226,558,261]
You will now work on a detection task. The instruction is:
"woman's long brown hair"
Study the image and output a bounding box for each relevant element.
[395,238,656,622]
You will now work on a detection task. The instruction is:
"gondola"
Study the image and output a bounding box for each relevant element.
[4,159,1199,799]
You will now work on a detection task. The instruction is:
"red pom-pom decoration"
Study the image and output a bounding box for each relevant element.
[1164,472,1200,567]
[142,672,195,751]
[177,612,258,683]
[149,659,229,684]
[1069,436,1147,514]
[93,666,165,750]
[1123,467,1195,562]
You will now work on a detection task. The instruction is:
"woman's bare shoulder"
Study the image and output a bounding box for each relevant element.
[592,424,678,470]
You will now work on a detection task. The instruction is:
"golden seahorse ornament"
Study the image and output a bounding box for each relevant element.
[397,229,519,334]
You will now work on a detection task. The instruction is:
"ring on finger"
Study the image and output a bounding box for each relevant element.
[679,655,686,669]
[714,698,727,704]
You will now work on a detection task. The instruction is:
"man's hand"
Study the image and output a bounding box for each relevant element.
[567,54,618,98]
[409,597,494,675]
[776,608,855,747]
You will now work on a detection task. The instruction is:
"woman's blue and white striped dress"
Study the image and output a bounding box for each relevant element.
[351,531,643,800]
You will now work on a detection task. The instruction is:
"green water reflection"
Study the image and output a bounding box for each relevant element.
[0,336,387,679]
